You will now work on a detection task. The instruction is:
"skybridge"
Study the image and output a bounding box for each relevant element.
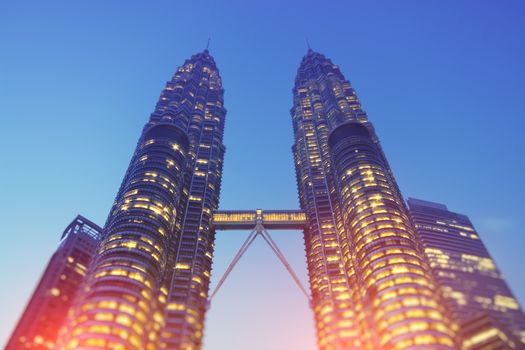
[209,209,311,307]
[212,209,307,230]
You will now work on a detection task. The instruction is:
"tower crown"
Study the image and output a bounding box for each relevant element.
[294,49,344,86]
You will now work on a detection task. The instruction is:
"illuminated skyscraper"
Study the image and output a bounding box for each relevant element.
[6,216,101,350]
[58,49,225,350]
[13,48,513,350]
[291,50,456,349]
[408,198,525,348]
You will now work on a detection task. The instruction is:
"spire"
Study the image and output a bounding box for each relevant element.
[205,36,211,52]
[306,37,312,52]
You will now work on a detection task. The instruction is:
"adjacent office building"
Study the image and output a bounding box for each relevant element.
[408,198,525,349]
[6,216,101,350]
[461,313,523,350]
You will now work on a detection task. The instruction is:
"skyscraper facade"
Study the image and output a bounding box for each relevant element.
[408,198,525,348]
[291,50,456,349]
[58,50,225,350]
[6,215,101,350]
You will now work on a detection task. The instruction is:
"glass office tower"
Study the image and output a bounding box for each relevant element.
[58,50,225,350]
[6,216,101,350]
[408,198,525,349]
[291,50,456,350]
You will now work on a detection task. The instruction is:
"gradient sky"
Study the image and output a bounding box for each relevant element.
[1,1,525,349]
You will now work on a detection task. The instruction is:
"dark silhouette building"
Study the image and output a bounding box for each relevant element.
[6,216,101,350]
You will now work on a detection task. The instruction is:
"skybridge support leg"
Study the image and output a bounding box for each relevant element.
[259,228,311,303]
[207,224,311,309]
[207,229,258,307]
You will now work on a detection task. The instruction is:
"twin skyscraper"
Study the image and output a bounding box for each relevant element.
[7,49,525,350]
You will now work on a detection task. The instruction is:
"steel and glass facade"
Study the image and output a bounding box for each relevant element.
[6,216,101,350]
[408,198,525,348]
[291,50,456,349]
[57,50,226,350]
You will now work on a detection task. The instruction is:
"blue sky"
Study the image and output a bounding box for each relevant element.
[1,1,524,349]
